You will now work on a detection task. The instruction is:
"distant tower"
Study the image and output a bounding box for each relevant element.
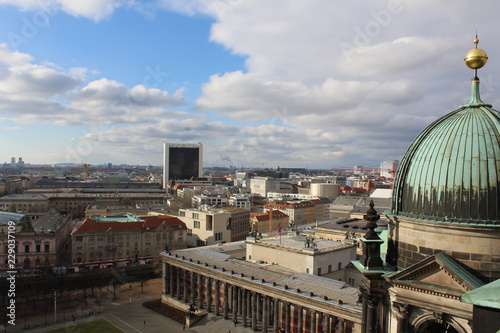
[380,160,398,178]
[353,165,363,175]
[163,143,203,190]
[10,157,15,168]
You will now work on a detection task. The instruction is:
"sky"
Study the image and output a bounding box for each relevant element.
[0,0,500,169]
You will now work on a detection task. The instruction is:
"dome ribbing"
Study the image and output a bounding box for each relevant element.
[391,81,500,224]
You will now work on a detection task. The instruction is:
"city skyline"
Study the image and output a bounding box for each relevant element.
[1,1,500,169]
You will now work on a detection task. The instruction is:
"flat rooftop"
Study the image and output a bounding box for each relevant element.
[164,241,361,308]
[254,234,357,254]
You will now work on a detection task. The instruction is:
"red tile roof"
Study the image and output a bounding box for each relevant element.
[72,215,186,235]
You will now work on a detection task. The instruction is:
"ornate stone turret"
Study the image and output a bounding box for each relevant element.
[359,200,384,270]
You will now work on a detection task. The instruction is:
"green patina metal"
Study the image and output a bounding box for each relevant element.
[462,278,500,309]
[390,79,500,225]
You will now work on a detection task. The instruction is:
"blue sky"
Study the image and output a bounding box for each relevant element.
[1,0,499,169]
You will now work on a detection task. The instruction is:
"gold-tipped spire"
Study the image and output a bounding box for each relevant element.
[464,32,488,73]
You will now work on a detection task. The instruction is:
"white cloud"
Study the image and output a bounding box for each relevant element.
[0,0,127,21]
[2,1,500,167]
[197,71,422,122]
[0,46,188,130]
[0,44,33,66]
[338,36,461,77]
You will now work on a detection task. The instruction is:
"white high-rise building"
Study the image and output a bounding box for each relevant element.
[163,143,203,190]
[380,160,398,178]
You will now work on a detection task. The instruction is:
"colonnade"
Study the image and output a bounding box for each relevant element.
[163,262,351,333]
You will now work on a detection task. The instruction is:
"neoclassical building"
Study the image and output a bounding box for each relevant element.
[162,239,362,332]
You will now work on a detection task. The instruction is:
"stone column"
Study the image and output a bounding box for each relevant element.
[163,262,169,294]
[247,290,251,319]
[297,306,303,333]
[190,271,196,304]
[183,269,189,301]
[223,282,229,319]
[311,310,316,333]
[360,288,368,333]
[232,285,238,323]
[169,264,175,297]
[285,301,291,333]
[366,296,379,333]
[198,275,204,309]
[214,280,221,315]
[317,312,323,333]
[324,314,331,333]
[251,292,258,331]
[176,267,182,300]
[339,318,345,333]
[238,287,243,315]
[242,290,248,327]
[262,295,268,333]
[273,299,279,332]
[393,302,409,333]
[257,293,262,323]
[207,277,212,312]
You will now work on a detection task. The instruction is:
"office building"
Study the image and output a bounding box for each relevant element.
[163,143,203,190]
[379,160,398,178]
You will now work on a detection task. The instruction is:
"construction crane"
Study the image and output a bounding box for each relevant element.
[74,163,92,180]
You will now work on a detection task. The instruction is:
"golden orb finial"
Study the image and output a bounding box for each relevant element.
[465,37,488,70]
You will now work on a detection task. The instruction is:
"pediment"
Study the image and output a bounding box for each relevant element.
[387,252,484,293]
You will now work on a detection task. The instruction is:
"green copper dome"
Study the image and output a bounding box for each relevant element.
[391,81,500,224]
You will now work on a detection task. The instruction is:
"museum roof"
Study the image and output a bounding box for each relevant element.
[163,241,361,308]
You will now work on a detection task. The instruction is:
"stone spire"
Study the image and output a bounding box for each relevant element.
[360,200,384,269]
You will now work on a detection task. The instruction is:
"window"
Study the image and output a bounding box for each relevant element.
[44,244,49,252]
[194,221,200,229]
[36,245,41,253]
[317,267,322,276]
[24,245,30,253]
[187,229,192,236]
[192,213,199,219]
[306,268,309,274]
[88,237,95,242]
[215,232,223,241]
[179,211,185,217]
[328,264,332,273]
[75,237,83,242]
[338,262,342,270]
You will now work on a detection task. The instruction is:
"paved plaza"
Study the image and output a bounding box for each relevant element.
[3,278,255,333]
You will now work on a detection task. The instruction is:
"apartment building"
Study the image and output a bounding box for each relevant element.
[71,214,187,266]
[178,208,231,246]
[0,212,73,269]
[265,200,316,226]
[250,210,289,234]
[1,191,167,218]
